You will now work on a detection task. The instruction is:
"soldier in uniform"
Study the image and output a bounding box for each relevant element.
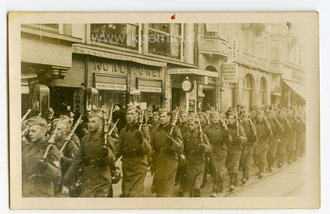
[226,111,247,192]
[286,110,297,164]
[22,117,61,197]
[115,106,152,197]
[205,111,229,197]
[277,109,291,168]
[182,117,211,197]
[52,115,81,197]
[254,110,272,178]
[175,111,190,195]
[150,109,183,197]
[78,109,115,197]
[266,109,282,172]
[239,112,257,184]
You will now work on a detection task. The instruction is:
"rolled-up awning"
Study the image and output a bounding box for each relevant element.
[283,79,305,100]
[72,44,166,67]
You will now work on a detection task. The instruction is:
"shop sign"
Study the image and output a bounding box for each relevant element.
[138,86,162,93]
[221,63,238,83]
[168,68,218,78]
[94,58,128,74]
[95,82,127,91]
[133,66,161,78]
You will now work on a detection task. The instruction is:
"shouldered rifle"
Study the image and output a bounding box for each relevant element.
[59,115,83,153]
[196,115,204,143]
[204,114,211,125]
[282,112,292,129]
[235,110,240,137]
[104,105,114,145]
[272,108,284,133]
[263,114,273,136]
[107,119,119,137]
[41,119,62,162]
[21,109,32,123]
[248,118,258,136]
[169,110,179,136]
[138,109,145,131]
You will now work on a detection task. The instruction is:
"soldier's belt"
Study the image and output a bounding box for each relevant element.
[82,157,107,167]
[155,147,176,155]
[122,148,144,157]
[185,149,202,155]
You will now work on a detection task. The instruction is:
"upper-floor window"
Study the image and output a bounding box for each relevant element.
[90,24,139,50]
[148,23,182,59]
[204,23,218,37]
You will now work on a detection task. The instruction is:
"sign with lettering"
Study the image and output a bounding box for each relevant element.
[222,63,238,83]
[132,66,161,79]
[95,82,127,91]
[138,86,162,93]
[93,58,128,75]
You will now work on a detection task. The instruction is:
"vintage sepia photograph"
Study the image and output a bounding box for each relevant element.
[8,12,320,209]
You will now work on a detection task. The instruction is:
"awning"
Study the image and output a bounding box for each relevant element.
[205,23,218,32]
[72,44,166,67]
[283,79,305,100]
[167,68,218,78]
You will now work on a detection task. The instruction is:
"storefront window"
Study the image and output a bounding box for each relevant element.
[148,23,182,59]
[90,24,139,50]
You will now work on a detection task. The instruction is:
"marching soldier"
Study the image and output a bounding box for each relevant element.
[254,109,272,178]
[52,115,81,197]
[239,112,257,184]
[175,111,189,195]
[115,106,152,197]
[182,117,211,197]
[286,110,297,163]
[226,111,247,192]
[150,109,183,197]
[22,117,61,197]
[78,109,116,197]
[205,111,229,197]
[266,109,282,172]
[277,109,291,168]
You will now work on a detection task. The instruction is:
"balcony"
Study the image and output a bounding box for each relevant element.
[234,50,270,71]
[199,36,230,56]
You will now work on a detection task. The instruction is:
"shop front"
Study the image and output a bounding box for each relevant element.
[86,54,165,114]
[167,68,218,112]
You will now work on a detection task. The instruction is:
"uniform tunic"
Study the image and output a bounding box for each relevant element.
[22,140,61,197]
[267,117,282,167]
[79,133,115,197]
[183,129,211,194]
[55,135,80,196]
[240,121,257,176]
[254,119,271,173]
[116,123,151,197]
[150,123,183,197]
[204,124,228,183]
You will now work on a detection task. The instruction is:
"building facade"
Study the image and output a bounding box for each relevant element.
[21,22,305,117]
[196,23,305,112]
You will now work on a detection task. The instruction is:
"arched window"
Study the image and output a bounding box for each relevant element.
[260,77,268,105]
[243,74,255,109]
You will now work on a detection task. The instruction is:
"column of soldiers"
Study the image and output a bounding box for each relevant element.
[21,103,305,198]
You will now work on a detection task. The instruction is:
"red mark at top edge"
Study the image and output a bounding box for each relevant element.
[171,14,176,20]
